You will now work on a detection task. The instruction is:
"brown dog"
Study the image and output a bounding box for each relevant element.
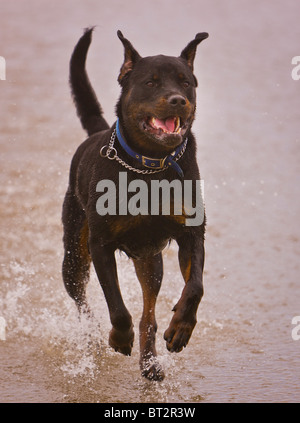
[62,28,208,380]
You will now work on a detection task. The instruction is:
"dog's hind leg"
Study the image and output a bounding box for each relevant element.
[62,190,91,314]
[133,253,165,381]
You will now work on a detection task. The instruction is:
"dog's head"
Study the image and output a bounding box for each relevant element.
[116,31,208,156]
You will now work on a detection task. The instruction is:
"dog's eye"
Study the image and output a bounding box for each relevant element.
[146,81,155,87]
[183,81,190,88]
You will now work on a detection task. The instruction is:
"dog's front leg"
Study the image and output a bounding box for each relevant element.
[164,232,205,353]
[133,253,164,381]
[89,237,134,356]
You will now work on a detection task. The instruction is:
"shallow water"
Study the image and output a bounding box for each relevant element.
[0,0,300,403]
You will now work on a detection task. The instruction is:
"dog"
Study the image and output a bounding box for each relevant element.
[62,28,208,381]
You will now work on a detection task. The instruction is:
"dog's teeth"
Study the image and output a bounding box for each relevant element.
[148,116,181,134]
[175,117,181,133]
[151,117,157,128]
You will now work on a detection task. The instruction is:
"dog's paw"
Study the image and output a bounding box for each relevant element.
[164,314,196,353]
[140,357,165,382]
[109,326,134,356]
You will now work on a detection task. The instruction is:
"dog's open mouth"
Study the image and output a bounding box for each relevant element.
[142,116,186,137]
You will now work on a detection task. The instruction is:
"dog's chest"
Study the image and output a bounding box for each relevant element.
[106,214,184,259]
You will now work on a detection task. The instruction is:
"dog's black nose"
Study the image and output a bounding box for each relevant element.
[168,95,187,107]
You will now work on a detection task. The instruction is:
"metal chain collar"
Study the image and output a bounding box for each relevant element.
[100,129,187,175]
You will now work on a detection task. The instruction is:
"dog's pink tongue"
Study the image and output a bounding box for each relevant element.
[154,117,176,132]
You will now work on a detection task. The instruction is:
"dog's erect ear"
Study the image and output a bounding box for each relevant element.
[117,30,141,85]
[180,32,209,71]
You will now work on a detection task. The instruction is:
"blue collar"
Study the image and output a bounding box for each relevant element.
[116,119,186,178]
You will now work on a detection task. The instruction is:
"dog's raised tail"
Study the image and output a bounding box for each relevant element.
[70,27,109,136]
